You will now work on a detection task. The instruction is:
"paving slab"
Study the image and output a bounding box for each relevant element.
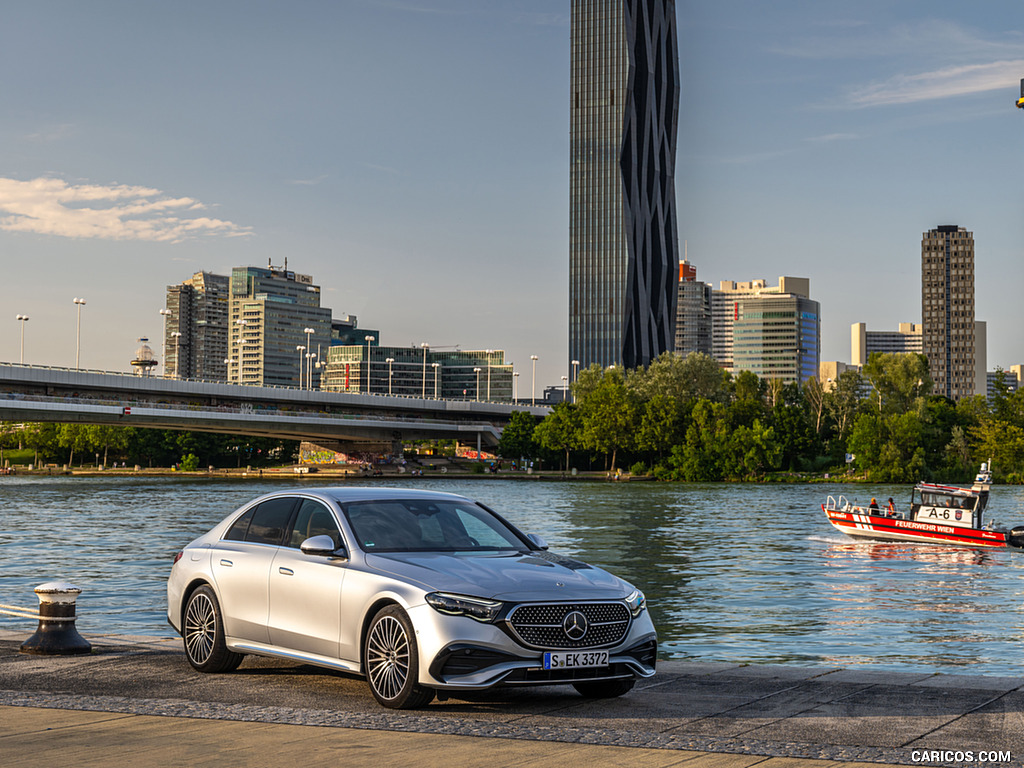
[0,632,1021,767]
[738,684,1002,748]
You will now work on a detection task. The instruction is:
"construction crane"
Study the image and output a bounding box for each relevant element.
[1017,78,1024,109]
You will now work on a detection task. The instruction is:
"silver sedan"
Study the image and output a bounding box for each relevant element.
[167,488,657,708]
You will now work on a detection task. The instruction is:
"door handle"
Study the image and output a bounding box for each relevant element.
[219,559,233,567]
[278,567,294,576]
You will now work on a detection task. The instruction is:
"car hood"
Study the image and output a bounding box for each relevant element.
[365,550,631,601]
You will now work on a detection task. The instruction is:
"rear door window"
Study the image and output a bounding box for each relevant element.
[244,497,297,545]
[224,508,255,541]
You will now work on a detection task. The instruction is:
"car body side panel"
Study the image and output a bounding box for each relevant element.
[337,569,425,663]
[208,540,276,643]
[268,547,347,659]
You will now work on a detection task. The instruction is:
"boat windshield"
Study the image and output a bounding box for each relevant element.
[917,490,977,510]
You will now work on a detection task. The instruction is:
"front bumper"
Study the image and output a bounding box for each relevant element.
[408,603,657,690]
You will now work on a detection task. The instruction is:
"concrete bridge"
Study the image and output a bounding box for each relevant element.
[0,364,548,451]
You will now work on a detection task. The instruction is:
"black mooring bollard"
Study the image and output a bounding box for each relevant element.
[19,582,92,655]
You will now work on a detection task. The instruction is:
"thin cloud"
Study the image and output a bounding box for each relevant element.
[287,174,329,186]
[847,59,1024,107]
[0,177,251,242]
[805,132,860,143]
[772,19,1022,62]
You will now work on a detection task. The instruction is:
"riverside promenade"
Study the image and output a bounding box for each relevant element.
[0,629,1020,768]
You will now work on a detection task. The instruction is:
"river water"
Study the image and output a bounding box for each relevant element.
[3,475,1023,676]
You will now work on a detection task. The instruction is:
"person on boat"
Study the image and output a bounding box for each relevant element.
[869,498,880,513]
[886,497,896,516]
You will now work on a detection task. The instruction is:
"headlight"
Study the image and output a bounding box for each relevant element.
[625,589,646,617]
[425,592,503,623]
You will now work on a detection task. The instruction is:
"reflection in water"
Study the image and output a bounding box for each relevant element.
[2,476,1024,675]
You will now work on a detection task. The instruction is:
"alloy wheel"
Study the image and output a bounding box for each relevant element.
[184,591,216,666]
[366,614,410,701]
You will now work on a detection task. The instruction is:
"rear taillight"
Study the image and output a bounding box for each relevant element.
[172,551,184,565]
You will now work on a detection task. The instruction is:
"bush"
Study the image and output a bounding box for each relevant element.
[470,462,485,474]
[629,461,648,476]
[180,453,200,472]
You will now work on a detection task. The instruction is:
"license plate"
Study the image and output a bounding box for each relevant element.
[543,651,609,670]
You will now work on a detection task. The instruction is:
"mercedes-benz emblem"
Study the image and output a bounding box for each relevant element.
[562,610,589,640]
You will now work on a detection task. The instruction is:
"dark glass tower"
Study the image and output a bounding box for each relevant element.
[569,0,680,371]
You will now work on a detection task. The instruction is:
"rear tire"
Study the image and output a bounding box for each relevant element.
[183,585,244,673]
[573,678,635,698]
[363,605,435,709]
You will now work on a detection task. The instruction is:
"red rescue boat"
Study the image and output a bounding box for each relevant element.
[823,463,1024,549]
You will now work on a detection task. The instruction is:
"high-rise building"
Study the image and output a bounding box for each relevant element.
[851,322,922,367]
[569,0,680,371]
[163,271,230,381]
[228,264,332,388]
[674,260,711,356]
[921,225,976,400]
[711,277,819,383]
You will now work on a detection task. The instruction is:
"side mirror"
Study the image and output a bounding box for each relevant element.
[527,533,549,551]
[300,535,346,558]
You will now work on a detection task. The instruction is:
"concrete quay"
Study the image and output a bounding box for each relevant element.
[0,629,1021,768]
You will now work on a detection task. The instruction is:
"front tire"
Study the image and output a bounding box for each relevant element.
[183,585,244,673]
[573,678,635,698]
[363,605,434,709]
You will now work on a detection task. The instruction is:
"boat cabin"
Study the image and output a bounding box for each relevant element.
[910,484,989,529]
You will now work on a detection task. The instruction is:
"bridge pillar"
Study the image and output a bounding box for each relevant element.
[477,432,482,462]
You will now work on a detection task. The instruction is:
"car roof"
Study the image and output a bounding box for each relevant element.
[257,487,474,505]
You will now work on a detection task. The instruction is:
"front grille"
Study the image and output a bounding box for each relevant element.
[505,602,630,649]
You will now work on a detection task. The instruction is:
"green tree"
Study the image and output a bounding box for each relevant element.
[497,411,538,460]
[533,403,581,471]
[576,367,637,471]
[862,352,932,414]
[628,352,728,404]
[825,370,864,443]
[635,394,682,463]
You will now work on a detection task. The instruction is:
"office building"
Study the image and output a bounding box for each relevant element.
[732,293,820,384]
[987,365,1021,400]
[321,346,512,402]
[163,271,230,381]
[228,263,332,388]
[850,322,922,367]
[569,0,680,371]
[921,225,976,400]
[711,277,818,380]
[674,260,712,356]
[331,314,379,347]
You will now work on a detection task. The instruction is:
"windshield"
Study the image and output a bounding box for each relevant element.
[342,499,528,553]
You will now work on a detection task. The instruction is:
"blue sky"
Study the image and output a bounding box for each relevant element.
[1,1,1021,390]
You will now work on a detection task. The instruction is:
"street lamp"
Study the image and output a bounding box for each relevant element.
[530,355,538,404]
[432,362,440,399]
[73,297,86,370]
[571,359,579,403]
[485,349,493,402]
[474,367,482,402]
[386,357,395,396]
[159,309,172,376]
[16,315,28,365]
[304,328,315,391]
[170,332,182,378]
[420,343,429,398]
[513,371,520,404]
[296,345,306,389]
[562,375,569,402]
[232,319,248,382]
[365,334,375,394]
